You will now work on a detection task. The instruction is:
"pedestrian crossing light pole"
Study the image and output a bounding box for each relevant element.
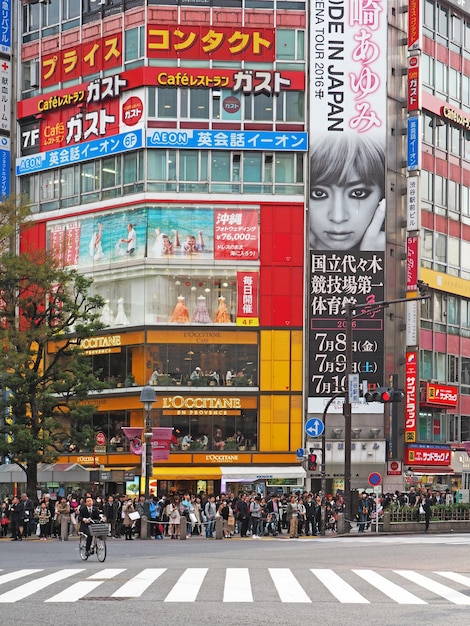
[140,385,156,520]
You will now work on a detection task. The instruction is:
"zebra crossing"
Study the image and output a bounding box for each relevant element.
[0,567,470,604]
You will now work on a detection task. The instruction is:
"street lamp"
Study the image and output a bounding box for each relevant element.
[140,384,156,517]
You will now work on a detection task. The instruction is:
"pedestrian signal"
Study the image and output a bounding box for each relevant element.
[308,453,317,471]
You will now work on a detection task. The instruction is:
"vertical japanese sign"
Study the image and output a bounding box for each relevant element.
[308,252,384,397]
[214,209,259,261]
[405,351,418,443]
[408,0,421,52]
[407,116,421,170]
[236,272,259,327]
[0,0,11,56]
[308,0,387,398]
[407,175,419,231]
[407,55,420,112]
[406,236,419,292]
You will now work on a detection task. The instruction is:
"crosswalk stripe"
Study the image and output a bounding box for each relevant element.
[269,568,311,603]
[435,571,470,586]
[353,570,426,604]
[0,569,84,603]
[0,570,42,587]
[394,570,470,605]
[164,568,208,603]
[46,581,104,603]
[223,568,253,603]
[88,569,126,580]
[311,569,369,603]
[112,568,166,598]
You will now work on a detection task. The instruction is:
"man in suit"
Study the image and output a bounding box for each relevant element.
[78,496,102,555]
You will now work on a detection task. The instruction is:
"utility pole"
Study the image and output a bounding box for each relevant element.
[343,302,353,526]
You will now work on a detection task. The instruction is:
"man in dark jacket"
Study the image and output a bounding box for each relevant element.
[9,496,24,541]
[78,496,102,555]
[20,493,35,538]
[304,494,317,536]
[103,495,118,538]
[236,493,249,537]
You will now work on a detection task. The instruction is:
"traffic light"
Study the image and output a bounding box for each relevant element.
[308,453,317,471]
[364,387,404,403]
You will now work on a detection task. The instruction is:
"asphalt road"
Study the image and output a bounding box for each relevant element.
[1,533,470,625]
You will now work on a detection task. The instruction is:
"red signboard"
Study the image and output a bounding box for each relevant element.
[405,445,451,466]
[96,431,107,446]
[406,235,418,292]
[41,33,122,88]
[19,67,304,120]
[147,25,275,62]
[408,0,421,51]
[405,351,418,443]
[214,209,258,261]
[407,55,420,112]
[422,382,458,408]
[236,272,259,325]
[122,427,173,462]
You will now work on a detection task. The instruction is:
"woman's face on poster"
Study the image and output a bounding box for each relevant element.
[309,169,383,250]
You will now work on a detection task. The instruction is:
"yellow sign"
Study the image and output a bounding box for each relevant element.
[236,317,259,327]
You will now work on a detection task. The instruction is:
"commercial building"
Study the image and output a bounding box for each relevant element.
[14,0,306,497]
[4,0,470,499]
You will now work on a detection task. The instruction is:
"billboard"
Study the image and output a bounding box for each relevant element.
[308,0,387,398]
[308,251,385,397]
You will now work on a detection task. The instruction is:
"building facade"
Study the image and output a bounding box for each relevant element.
[6,0,470,499]
[14,0,307,497]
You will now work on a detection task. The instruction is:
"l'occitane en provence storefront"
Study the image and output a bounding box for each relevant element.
[55,327,305,496]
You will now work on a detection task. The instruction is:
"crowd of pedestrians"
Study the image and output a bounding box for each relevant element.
[0,490,346,540]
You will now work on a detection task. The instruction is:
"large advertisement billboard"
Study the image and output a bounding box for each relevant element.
[308,0,387,400]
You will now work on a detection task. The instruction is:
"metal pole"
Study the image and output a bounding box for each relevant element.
[144,408,152,506]
[343,302,353,531]
[320,392,344,535]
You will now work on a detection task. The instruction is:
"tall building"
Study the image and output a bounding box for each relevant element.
[7,0,470,499]
[14,0,306,497]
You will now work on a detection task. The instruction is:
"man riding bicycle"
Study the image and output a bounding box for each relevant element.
[78,496,102,556]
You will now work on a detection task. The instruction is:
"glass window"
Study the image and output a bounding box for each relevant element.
[421,169,433,202]
[433,292,446,327]
[449,68,461,103]
[276,29,298,60]
[22,2,40,34]
[40,170,59,200]
[421,229,433,265]
[60,165,79,198]
[424,0,435,34]
[158,88,177,117]
[81,161,99,192]
[179,151,200,181]
[435,60,447,94]
[462,299,470,329]
[462,241,470,279]
[211,151,232,182]
[448,354,459,382]
[277,91,304,122]
[421,350,433,380]
[436,121,447,150]
[243,153,263,183]
[102,156,121,189]
[147,150,170,180]
[452,15,462,44]
[189,89,210,119]
[437,4,449,42]
[448,235,460,273]
[42,0,60,26]
[435,174,446,206]
[125,26,144,63]
[435,351,446,380]
[435,232,446,268]
[461,356,470,391]
[461,416,470,440]
[448,296,459,326]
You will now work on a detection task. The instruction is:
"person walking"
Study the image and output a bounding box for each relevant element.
[419,493,432,533]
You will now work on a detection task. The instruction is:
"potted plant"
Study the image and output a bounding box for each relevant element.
[125,373,135,387]
[224,440,238,451]
[157,374,173,385]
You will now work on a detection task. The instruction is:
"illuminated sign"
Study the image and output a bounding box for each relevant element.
[146,129,308,151]
[441,105,470,130]
[405,351,418,443]
[422,382,458,408]
[405,444,451,466]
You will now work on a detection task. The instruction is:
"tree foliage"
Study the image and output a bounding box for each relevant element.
[0,213,105,495]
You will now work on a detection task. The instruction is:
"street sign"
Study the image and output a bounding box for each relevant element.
[349,373,360,402]
[96,431,107,446]
[305,417,325,438]
[368,472,382,487]
[296,448,305,458]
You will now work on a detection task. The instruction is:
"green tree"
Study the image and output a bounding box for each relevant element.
[0,237,105,496]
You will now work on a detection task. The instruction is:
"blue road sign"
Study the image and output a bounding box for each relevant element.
[368,472,382,487]
[296,448,305,458]
[305,418,325,438]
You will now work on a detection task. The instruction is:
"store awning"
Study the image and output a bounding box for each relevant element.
[154,466,222,480]
[409,466,454,475]
[221,466,307,481]
[0,464,25,482]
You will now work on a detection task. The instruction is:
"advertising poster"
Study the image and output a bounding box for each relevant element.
[308,0,387,401]
[46,206,260,268]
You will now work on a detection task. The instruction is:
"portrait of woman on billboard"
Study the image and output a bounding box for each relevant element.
[309,134,386,251]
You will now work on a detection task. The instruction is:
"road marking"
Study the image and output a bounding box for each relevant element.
[88,569,126,580]
[112,568,166,598]
[0,570,84,603]
[353,569,426,604]
[435,571,470,586]
[164,568,208,603]
[223,568,253,603]
[269,568,311,603]
[46,581,104,603]
[311,569,369,603]
[394,570,470,605]
[0,570,42,587]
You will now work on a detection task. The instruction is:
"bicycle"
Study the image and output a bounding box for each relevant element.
[79,522,108,562]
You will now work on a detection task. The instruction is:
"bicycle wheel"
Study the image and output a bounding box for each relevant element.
[95,537,106,562]
[79,534,89,561]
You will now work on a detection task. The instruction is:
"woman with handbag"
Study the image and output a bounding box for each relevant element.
[122,498,136,540]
